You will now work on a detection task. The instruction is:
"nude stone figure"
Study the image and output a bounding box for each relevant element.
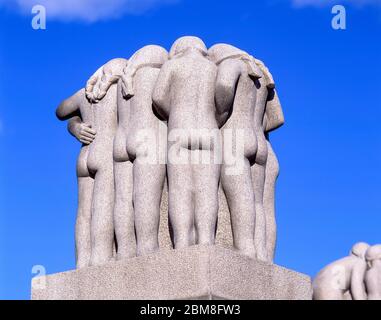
[313,242,370,300]
[262,87,284,262]
[152,36,221,249]
[365,245,381,300]
[209,44,263,259]
[113,45,168,258]
[250,59,281,263]
[254,60,284,263]
[56,91,95,269]
[57,58,127,267]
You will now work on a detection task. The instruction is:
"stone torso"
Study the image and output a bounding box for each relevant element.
[125,67,164,161]
[167,53,218,132]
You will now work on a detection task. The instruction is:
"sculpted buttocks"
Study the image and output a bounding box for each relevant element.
[253,58,275,166]
[215,57,260,162]
[124,68,164,160]
[85,59,127,172]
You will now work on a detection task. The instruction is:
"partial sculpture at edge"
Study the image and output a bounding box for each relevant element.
[313,242,381,300]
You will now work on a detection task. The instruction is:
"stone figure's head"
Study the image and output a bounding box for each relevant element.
[86,58,128,103]
[208,43,262,79]
[121,45,168,99]
[102,58,127,77]
[169,36,207,59]
[365,245,381,267]
[350,242,370,259]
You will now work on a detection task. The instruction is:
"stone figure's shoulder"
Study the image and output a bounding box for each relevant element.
[68,88,87,105]
[218,58,245,75]
[77,87,86,96]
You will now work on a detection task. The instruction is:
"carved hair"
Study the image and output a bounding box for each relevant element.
[121,45,168,99]
[85,58,128,103]
[169,36,207,59]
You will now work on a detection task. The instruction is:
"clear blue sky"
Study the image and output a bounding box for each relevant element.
[0,0,380,300]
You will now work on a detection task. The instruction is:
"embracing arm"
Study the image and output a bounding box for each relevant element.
[68,116,96,145]
[152,62,172,120]
[57,89,96,145]
[56,89,84,121]
[215,59,243,122]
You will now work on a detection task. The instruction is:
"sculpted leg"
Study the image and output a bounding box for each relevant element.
[90,166,115,266]
[134,160,166,256]
[75,176,94,269]
[194,153,220,246]
[114,161,135,260]
[252,163,268,262]
[168,155,194,249]
[263,141,279,262]
[221,158,256,258]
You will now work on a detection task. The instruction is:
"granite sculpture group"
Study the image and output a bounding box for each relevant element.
[56,36,284,269]
[47,36,380,300]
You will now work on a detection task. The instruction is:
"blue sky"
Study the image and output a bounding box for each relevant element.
[0,0,380,299]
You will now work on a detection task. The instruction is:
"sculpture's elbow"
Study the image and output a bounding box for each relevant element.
[56,102,67,121]
[152,100,168,120]
[275,108,285,130]
[215,81,235,115]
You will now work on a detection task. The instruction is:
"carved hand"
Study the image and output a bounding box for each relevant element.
[69,119,96,145]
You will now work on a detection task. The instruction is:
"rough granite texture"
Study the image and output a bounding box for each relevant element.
[32,246,312,300]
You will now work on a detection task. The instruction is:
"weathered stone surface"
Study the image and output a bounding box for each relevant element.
[32,246,312,300]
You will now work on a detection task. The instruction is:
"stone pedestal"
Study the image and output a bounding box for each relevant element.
[31,246,312,300]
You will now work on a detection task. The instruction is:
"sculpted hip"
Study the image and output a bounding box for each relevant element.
[222,126,258,164]
[87,139,114,173]
[76,147,91,178]
[254,133,268,166]
[113,128,129,162]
